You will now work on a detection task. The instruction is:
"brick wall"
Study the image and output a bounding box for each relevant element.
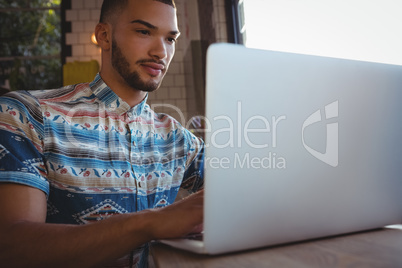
[65,0,102,64]
[63,0,228,125]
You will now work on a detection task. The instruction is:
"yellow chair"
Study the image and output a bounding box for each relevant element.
[63,60,99,86]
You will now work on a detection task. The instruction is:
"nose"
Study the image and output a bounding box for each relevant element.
[149,37,168,60]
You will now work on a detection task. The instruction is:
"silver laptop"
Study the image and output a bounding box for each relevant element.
[161,43,402,254]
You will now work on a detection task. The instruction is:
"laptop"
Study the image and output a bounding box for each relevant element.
[160,43,402,254]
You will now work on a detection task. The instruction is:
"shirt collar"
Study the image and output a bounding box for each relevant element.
[89,73,148,116]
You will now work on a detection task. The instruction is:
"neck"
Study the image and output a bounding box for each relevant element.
[99,68,147,108]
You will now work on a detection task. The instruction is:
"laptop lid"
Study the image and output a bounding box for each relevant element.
[202,43,402,255]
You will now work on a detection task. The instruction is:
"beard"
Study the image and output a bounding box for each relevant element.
[111,38,164,92]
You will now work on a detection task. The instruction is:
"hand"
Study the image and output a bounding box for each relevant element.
[148,190,204,240]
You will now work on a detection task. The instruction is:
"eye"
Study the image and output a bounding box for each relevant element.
[137,29,150,35]
[167,37,177,44]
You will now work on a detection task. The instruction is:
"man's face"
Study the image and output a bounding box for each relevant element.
[111,0,179,92]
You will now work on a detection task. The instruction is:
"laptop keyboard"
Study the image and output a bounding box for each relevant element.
[184,233,204,241]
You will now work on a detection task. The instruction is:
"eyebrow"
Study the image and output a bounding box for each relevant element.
[130,19,181,36]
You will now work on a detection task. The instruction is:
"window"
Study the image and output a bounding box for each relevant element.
[0,0,62,91]
[233,0,402,65]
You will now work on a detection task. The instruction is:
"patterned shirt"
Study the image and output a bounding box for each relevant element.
[0,74,204,267]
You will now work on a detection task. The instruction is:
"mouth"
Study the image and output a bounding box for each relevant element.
[140,62,165,77]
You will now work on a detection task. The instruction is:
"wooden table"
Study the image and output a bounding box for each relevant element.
[150,227,402,268]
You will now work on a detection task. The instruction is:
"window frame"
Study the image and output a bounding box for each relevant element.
[227,0,246,45]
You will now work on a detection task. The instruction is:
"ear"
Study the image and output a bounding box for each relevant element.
[95,23,112,51]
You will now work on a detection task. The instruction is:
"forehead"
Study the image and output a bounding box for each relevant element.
[117,0,178,30]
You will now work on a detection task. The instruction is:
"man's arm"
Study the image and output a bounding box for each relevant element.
[0,183,203,267]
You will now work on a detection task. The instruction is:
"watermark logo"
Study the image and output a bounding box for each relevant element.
[60,99,339,170]
[301,101,339,167]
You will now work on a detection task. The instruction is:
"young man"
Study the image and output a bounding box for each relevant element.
[0,0,204,267]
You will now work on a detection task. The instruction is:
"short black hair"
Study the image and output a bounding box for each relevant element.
[100,0,176,24]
